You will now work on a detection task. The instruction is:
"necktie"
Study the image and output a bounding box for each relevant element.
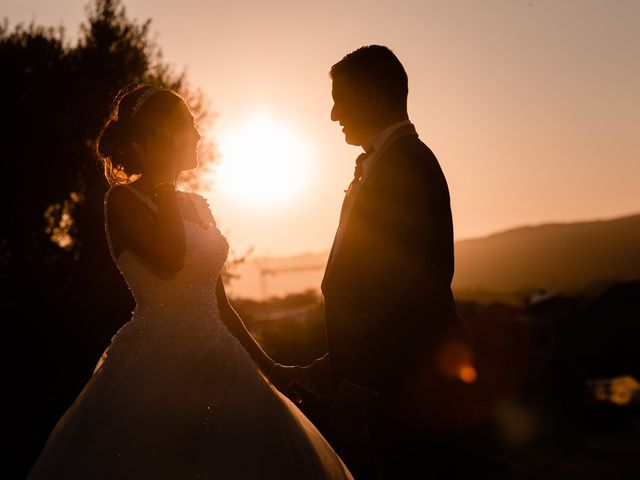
[346,150,372,194]
[354,151,369,181]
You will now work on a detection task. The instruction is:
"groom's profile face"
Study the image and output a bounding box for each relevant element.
[331,74,376,146]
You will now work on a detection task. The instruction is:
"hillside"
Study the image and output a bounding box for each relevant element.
[452,213,640,301]
[226,213,640,301]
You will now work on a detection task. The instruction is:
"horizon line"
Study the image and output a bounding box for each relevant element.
[243,208,640,260]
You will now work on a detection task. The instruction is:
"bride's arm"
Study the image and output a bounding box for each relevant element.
[215,276,306,402]
[107,185,186,273]
[215,276,276,377]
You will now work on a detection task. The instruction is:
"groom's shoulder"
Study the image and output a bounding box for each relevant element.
[384,134,440,175]
[391,133,436,158]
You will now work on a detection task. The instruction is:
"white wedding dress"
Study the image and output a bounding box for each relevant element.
[27,185,352,479]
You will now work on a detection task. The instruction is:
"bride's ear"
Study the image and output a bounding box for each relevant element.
[131,141,144,158]
[130,141,147,170]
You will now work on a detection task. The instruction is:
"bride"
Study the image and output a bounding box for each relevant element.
[27,85,352,479]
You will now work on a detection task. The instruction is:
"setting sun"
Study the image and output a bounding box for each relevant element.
[216,113,311,207]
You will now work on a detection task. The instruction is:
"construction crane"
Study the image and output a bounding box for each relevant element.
[254,261,325,300]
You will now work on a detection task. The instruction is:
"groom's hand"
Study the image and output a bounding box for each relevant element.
[297,354,333,400]
[269,364,306,404]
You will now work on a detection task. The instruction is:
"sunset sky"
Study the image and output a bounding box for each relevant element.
[7,0,640,258]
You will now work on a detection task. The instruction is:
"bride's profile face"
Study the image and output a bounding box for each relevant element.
[162,101,201,171]
[146,101,201,172]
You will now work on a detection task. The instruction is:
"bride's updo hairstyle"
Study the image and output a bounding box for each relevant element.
[96,84,184,185]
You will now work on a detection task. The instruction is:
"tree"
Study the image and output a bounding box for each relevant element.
[1,2,215,477]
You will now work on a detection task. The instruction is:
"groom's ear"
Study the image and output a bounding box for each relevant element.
[365,84,382,108]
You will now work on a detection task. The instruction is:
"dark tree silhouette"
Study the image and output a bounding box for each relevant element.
[1,2,214,477]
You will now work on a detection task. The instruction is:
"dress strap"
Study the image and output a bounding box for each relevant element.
[103,185,120,262]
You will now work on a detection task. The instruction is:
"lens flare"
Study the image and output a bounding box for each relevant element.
[459,365,478,384]
[436,340,477,383]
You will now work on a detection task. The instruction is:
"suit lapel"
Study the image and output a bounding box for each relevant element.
[322,188,353,289]
[322,124,419,291]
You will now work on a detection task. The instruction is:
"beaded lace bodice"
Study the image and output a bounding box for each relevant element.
[103,185,229,335]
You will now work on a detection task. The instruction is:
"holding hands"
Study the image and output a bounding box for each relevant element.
[267,353,334,404]
[268,363,308,404]
[298,353,334,400]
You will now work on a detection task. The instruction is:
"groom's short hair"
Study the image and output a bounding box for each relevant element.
[330,45,408,110]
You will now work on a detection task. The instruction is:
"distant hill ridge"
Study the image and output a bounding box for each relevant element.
[227,213,640,300]
[452,213,640,297]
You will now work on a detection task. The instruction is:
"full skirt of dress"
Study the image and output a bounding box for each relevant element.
[27,302,351,479]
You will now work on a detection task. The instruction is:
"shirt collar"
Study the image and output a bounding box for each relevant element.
[362,119,413,154]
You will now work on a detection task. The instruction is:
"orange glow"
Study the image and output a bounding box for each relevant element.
[589,376,639,406]
[458,365,477,384]
[436,340,477,383]
[216,113,311,208]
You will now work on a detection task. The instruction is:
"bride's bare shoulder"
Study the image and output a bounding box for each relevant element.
[105,185,155,226]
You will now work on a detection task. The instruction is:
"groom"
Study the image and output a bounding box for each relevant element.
[298,45,478,478]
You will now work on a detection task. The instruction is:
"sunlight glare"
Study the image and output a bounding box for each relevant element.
[217,113,311,207]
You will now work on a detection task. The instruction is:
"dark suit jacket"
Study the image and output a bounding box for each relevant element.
[321,125,473,434]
